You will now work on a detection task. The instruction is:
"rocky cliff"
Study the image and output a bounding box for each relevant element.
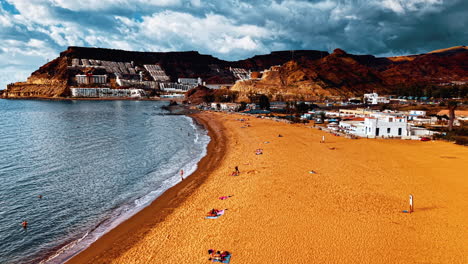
[381,46,468,86]
[5,56,69,98]
[3,47,328,98]
[232,46,468,100]
[3,45,467,99]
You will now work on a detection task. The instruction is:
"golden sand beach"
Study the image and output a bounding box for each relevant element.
[68,111,467,264]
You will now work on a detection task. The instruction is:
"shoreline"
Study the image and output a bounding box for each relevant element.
[65,112,467,264]
[64,112,226,263]
[0,96,185,102]
[43,111,467,264]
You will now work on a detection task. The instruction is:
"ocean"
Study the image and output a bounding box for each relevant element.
[0,99,210,264]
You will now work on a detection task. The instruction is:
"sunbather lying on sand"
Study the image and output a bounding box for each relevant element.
[207,209,224,217]
[255,149,263,155]
[208,249,230,262]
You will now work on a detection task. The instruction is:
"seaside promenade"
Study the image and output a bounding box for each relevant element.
[69,112,468,264]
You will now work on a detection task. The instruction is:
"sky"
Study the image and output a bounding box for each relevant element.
[0,0,466,89]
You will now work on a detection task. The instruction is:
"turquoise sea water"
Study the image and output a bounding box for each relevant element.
[0,100,209,264]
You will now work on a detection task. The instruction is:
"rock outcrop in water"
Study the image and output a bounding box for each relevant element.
[2,46,467,99]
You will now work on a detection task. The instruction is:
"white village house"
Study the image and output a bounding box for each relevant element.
[363,92,389,105]
[339,112,434,139]
[210,103,240,111]
[364,114,408,137]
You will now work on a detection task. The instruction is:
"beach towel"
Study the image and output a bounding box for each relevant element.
[212,254,231,263]
[206,210,225,219]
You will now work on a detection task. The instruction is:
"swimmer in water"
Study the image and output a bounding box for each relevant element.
[22,220,28,229]
[38,195,42,199]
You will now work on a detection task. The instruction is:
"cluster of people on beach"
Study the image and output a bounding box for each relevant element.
[237,118,251,128]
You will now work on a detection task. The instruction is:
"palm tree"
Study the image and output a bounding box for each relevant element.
[447,101,458,131]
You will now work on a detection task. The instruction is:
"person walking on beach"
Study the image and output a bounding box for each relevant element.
[321,135,325,143]
[180,169,184,180]
[235,166,240,174]
[409,194,414,214]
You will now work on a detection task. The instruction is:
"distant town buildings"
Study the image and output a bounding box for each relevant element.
[230,67,250,80]
[178,78,202,86]
[364,92,390,105]
[210,102,240,111]
[144,64,170,81]
[69,58,211,96]
[337,111,434,139]
[76,74,107,84]
[70,88,145,98]
[70,58,137,75]
[115,75,158,89]
[160,83,196,92]
[299,107,436,140]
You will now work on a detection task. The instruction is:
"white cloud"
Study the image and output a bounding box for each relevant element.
[0,67,31,88]
[49,0,182,11]
[379,0,443,13]
[6,0,59,25]
[0,37,56,89]
[381,0,405,13]
[115,11,271,56]
[0,38,56,60]
[0,6,13,27]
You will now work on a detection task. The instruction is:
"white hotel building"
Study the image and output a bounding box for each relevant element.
[70,88,145,98]
[364,92,389,105]
[364,114,408,137]
[340,113,408,138]
[76,74,107,84]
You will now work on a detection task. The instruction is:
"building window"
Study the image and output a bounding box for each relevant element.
[387,128,391,134]
[398,128,402,135]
